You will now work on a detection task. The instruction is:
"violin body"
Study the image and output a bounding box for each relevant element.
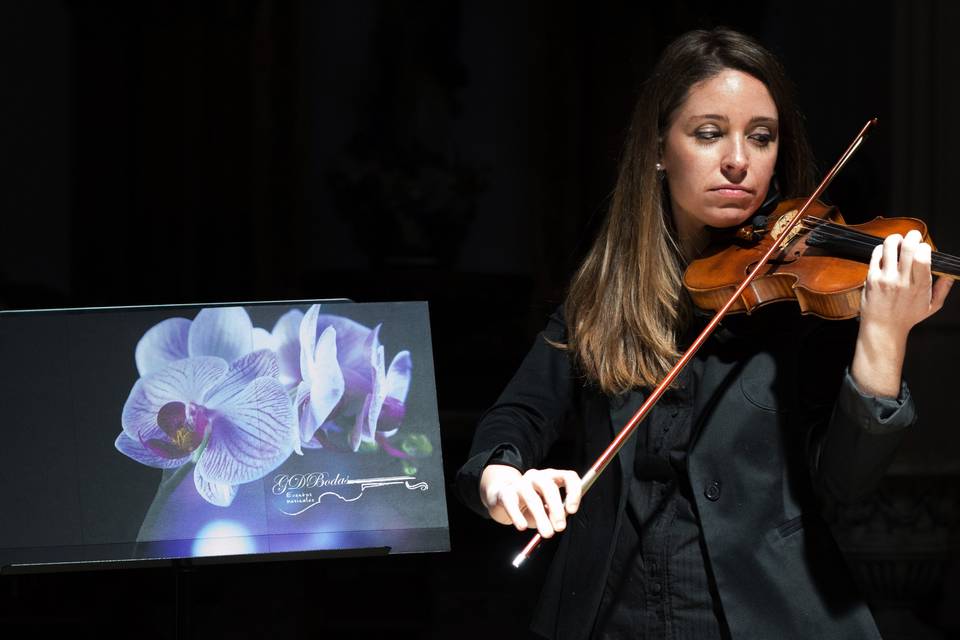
[683,198,936,319]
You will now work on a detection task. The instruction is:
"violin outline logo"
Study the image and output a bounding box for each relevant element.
[273,471,429,516]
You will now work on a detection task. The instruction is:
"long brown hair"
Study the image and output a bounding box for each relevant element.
[563,28,816,395]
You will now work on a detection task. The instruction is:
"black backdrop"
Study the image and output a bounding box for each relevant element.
[2,1,960,638]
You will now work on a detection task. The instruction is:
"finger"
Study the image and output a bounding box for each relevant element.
[518,482,555,538]
[899,230,922,284]
[499,488,529,531]
[558,471,583,514]
[531,472,567,531]
[865,243,883,294]
[881,234,903,280]
[911,242,933,288]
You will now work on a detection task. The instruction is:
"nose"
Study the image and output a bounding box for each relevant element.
[722,138,748,179]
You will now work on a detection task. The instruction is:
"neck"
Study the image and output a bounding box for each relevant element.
[673,213,709,261]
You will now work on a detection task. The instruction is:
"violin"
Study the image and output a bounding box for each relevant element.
[684,198,960,319]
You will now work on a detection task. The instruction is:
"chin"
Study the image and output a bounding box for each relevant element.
[704,205,756,229]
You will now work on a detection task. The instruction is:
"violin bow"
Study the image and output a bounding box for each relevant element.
[512,118,878,568]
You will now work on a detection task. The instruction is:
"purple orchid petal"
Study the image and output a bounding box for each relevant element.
[299,304,321,384]
[350,393,373,452]
[194,466,238,507]
[315,314,371,367]
[135,317,191,377]
[365,341,386,439]
[203,349,280,407]
[188,307,254,363]
[309,325,345,427]
[301,437,324,450]
[197,377,296,485]
[121,357,229,441]
[354,329,386,445]
[378,397,406,435]
[337,323,381,403]
[272,309,304,389]
[115,432,187,469]
[377,350,411,432]
[384,350,412,402]
[252,327,275,352]
[310,315,376,396]
[347,323,384,450]
[294,381,319,448]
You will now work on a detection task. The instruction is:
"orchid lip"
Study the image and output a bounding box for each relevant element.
[155,400,208,455]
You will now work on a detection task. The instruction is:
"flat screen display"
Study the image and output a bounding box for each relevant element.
[0,300,448,571]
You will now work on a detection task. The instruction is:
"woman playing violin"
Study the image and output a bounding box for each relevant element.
[456,27,953,639]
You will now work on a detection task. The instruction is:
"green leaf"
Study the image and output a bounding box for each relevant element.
[401,433,433,458]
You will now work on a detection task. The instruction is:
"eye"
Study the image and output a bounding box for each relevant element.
[749,129,776,147]
[694,127,722,143]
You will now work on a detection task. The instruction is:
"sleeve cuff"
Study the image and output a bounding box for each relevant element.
[837,368,916,435]
[454,443,526,518]
[486,443,524,471]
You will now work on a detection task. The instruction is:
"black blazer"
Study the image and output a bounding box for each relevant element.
[457,306,915,640]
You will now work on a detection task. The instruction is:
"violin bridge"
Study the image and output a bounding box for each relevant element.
[772,209,802,249]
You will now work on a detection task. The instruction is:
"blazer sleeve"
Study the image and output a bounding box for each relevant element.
[804,319,917,505]
[455,308,579,518]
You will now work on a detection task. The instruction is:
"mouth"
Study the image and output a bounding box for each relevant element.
[709,185,754,198]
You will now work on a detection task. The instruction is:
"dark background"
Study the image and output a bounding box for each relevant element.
[2,1,960,638]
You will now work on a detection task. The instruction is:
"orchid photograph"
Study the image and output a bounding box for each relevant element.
[101,301,444,554]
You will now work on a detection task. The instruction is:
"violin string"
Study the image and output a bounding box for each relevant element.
[802,225,960,272]
[801,218,960,268]
[785,216,959,271]
[794,217,960,271]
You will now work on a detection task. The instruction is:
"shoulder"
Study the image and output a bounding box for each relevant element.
[544,304,568,337]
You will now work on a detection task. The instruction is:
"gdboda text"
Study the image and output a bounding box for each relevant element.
[272,472,349,495]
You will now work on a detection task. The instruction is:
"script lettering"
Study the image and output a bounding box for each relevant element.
[272,472,350,495]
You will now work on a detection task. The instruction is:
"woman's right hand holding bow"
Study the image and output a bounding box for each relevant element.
[479,464,583,538]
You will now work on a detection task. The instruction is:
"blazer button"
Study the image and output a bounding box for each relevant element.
[704,481,721,501]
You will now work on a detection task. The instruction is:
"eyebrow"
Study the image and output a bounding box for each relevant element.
[687,114,779,126]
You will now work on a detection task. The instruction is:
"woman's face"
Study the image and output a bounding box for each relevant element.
[660,68,779,251]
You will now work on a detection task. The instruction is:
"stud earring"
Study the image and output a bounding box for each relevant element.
[655,162,666,180]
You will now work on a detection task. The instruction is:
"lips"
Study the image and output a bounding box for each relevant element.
[710,185,754,198]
